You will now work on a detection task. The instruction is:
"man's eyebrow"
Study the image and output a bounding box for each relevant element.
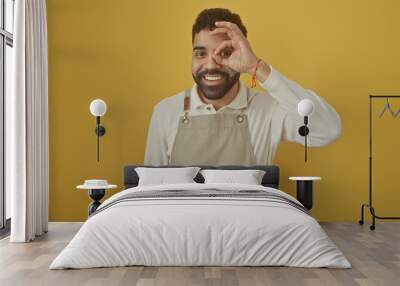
[193,46,206,51]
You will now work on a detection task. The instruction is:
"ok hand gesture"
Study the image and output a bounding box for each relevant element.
[211,21,259,74]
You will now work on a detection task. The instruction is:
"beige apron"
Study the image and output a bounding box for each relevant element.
[170,89,257,166]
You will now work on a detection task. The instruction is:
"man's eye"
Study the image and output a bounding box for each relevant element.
[194,51,206,58]
[220,50,232,58]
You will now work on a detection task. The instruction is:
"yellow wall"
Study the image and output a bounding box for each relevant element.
[47,0,400,221]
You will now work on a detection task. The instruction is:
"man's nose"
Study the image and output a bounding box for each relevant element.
[205,54,222,70]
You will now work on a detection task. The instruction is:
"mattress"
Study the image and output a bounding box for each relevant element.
[50,183,351,269]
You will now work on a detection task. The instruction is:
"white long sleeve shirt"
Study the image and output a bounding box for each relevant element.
[144,65,341,165]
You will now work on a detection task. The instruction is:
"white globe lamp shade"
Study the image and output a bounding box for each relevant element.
[297,99,314,116]
[90,99,107,117]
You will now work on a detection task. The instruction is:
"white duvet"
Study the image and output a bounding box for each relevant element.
[50,183,351,269]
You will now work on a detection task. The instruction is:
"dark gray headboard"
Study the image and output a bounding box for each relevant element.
[123,165,279,189]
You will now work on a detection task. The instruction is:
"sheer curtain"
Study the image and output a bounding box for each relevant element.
[7,0,49,242]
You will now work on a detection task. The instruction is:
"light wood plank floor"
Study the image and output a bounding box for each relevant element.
[0,222,399,286]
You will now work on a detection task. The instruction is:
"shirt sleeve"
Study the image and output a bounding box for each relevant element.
[144,104,169,165]
[260,65,342,147]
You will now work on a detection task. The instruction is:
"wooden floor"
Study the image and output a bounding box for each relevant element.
[0,222,399,286]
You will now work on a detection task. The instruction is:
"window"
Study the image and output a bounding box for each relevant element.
[0,0,14,234]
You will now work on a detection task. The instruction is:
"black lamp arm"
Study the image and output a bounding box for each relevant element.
[298,116,309,136]
[94,116,106,162]
[95,116,106,136]
[298,116,309,162]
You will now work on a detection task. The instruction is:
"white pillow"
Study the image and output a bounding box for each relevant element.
[135,167,201,186]
[200,169,266,185]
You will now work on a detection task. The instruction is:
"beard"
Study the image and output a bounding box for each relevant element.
[192,69,240,100]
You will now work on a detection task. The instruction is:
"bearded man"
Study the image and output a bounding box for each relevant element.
[144,8,341,166]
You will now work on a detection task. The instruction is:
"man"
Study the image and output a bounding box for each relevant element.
[144,8,341,166]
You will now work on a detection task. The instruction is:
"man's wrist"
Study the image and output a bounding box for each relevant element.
[255,60,271,83]
[246,56,259,74]
[247,57,271,83]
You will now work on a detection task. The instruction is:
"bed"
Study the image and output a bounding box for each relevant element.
[50,165,351,269]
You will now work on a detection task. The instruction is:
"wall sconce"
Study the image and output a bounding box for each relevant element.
[89,99,107,162]
[297,99,314,162]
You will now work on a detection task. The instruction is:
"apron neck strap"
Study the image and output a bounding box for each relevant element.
[181,89,191,124]
[184,89,191,112]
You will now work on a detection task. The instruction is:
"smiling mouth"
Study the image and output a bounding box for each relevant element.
[202,74,225,85]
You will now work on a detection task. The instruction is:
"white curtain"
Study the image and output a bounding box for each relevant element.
[7,0,49,242]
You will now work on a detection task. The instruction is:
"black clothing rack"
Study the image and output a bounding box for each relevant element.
[359,95,400,230]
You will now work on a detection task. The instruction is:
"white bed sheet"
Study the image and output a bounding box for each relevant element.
[50,183,351,269]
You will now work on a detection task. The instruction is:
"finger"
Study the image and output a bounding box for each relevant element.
[213,54,229,67]
[215,21,242,34]
[209,27,235,39]
[215,21,245,38]
[213,40,234,56]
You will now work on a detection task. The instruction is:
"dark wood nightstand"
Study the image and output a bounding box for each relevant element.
[289,177,321,210]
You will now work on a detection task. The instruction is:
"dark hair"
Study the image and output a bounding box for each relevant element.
[192,8,247,43]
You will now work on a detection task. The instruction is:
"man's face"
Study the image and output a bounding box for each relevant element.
[192,29,240,100]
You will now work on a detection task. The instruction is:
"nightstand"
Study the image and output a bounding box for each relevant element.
[77,180,117,216]
[289,177,321,210]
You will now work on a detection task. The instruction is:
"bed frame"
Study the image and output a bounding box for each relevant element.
[123,165,280,189]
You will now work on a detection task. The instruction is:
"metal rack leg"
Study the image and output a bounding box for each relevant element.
[369,207,376,231]
[359,204,368,225]
[358,203,400,231]
[359,203,376,230]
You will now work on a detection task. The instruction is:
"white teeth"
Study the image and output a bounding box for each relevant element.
[204,75,222,81]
